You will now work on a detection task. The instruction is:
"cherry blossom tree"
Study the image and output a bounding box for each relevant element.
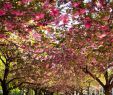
[58,0,113,95]
[1,0,113,95]
[0,0,60,94]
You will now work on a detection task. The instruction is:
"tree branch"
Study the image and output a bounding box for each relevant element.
[0,78,2,83]
[0,48,7,60]
[8,82,36,90]
[0,55,6,65]
[109,74,113,84]
[82,66,105,87]
[7,77,24,84]
[104,70,109,85]
[3,64,9,81]
[8,82,24,90]
[109,80,113,90]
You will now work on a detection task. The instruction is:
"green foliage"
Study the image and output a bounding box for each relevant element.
[10,88,21,95]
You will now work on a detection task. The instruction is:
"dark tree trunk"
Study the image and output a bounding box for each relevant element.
[104,86,111,95]
[34,89,38,95]
[26,88,30,95]
[87,87,90,95]
[104,90,110,95]
[1,62,10,95]
[71,91,74,95]
[2,88,9,95]
[43,90,54,95]
[79,89,83,95]
[1,81,9,95]
[79,92,83,95]
[75,90,79,95]
[34,89,42,95]
[50,92,54,95]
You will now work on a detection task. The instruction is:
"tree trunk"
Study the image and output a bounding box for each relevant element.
[44,90,54,95]
[1,81,9,95]
[34,89,38,95]
[104,90,110,95]
[71,91,74,95]
[34,89,42,95]
[104,87,111,95]
[87,87,90,95]
[2,88,9,95]
[79,89,83,95]
[26,88,30,95]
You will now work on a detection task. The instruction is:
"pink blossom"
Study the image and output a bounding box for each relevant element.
[46,27,51,32]
[60,15,69,24]
[35,13,45,20]
[11,10,24,16]
[50,8,59,17]
[43,2,49,9]
[73,2,80,7]
[21,0,33,4]
[5,21,14,31]
[35,49,43,53]
[98,33,107,39]
[74,11,80,16]
[37,23,43,26]
[20,45,27,49]
[0,34,6,38]
[0,10,6,16]
[85,23,91,29]
[80,9,86,14]
[99,0,104,6]
[96,1,102,7]
[111,39,113,42]
[33,33,41,39]
[85,17,91,21]
[100,26,108,31]
[3,2,12,10]
[102,16,109,21]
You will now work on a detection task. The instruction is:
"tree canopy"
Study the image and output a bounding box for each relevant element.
[0,0,113,95]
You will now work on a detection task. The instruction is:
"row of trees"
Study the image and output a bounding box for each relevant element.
[0,0,113,95]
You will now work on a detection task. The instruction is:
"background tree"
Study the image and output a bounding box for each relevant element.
[0,39,26,95]
[57,0,113,95]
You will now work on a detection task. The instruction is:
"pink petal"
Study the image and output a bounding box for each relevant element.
[111,39,113,42]
[80,9,86,14]
[74,11,80,16]
[0,34,5,38]
[5,21,14,31]
[50,8,59,16]
[98,34,107,39]
[33,33,41,39]
[11,10,24,16]
[35,13,45,20]
[100,26,108,31]
[35,49,43,53]
[73,2,80,7]
[85,23,91,29]
[85,17,91,21]
[60,15,69,24]
[3,2,12,10]
[21,0,33,4]
[0,10,6,16]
